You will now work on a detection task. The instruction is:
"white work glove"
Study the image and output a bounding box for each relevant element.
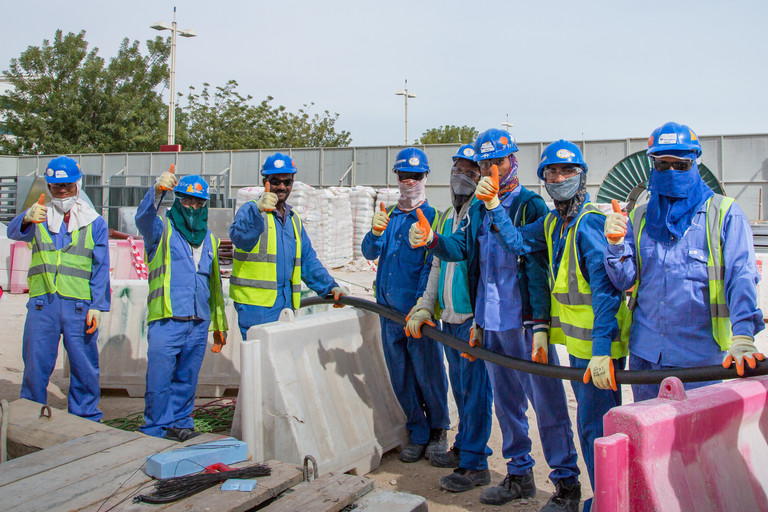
[86,309,101,334]
[532,330,548,364]
[408,208,434,248]
[583,355,616,390]
[371,202,389,236]
[154,171,178,193]
[257,182,277,213]
[24,195,47,224]
[723,335,766,376]
[604,200,627,245]
[462,323,483,362]
[330,285,349,308]
[475,165,500,210]
[404,298,435,338]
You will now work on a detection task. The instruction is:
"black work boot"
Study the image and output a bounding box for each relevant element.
[430,445,460,468]
[540,480,581,512]
[479,471,537,505]
[398,443,426,463]
[425,428,448,460]
[439,467,491,492]
[165,427,200,442]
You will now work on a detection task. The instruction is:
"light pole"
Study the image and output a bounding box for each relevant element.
[395,79,416,145]
[501,114,514,133]
[151,7,196,147]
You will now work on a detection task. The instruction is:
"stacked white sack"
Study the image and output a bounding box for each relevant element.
[345,186,376,259]
[235,186,264,213]
[292,183,352,269]
[375,188,400,211]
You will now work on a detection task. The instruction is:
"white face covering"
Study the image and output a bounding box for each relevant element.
[51,196,77,213]
[397,177,427,212]
[46,178,99,233]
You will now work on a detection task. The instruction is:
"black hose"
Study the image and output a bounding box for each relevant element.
[301,296,768,385]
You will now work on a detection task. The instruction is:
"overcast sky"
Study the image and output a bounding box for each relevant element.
[3,0,767,147]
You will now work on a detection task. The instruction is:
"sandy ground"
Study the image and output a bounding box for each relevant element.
[6,266,763,511]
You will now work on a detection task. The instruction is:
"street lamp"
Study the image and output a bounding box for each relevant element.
[501,114,514,132]
[395,79,416,145]
[151,7,196,147]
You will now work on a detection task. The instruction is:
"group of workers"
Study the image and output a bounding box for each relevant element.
[10,120,766,511]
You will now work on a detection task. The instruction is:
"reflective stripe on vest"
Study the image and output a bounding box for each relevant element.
[230,206,302,308]
[544,203,630,359]
[628,194,734,349]
[29,223,94,300]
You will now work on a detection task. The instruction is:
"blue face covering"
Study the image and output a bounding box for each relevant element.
[645,152,713,244]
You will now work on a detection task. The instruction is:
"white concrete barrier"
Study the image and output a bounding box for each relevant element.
[234,308,408,476]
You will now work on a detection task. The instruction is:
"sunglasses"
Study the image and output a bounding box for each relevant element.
[478,157,506,170]
[543,166,581,179]
[451,166,481,179]
[179,196,205,208]
[267,177,294,187]
[396,171,425,181]
[651,158,693,171]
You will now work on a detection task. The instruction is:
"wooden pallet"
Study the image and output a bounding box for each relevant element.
[0,400,375,512]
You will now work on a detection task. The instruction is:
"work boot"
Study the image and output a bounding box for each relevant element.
[540,480,581,512]
[425,428,448,460]
[439,467,491,492]
[430,446,460,468]
[479,471,537,505]
[165,427,201,442]
[398,443,426,463]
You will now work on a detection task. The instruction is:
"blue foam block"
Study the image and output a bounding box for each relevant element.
[221,479,258,492]
[145,437,248,478]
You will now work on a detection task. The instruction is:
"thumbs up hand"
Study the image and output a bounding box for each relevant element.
[408,208,434,248]
[155,164,178,193]
[24,194,47,224]
[604,199,627,245]
[371,202,390,236]
[476,164,500,210]
[257,181,278,213]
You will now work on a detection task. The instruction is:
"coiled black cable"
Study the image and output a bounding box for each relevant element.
[301,295,768,384]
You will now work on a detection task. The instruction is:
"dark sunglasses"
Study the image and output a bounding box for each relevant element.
[267,177,294,187]
[652,158,693,171]
[397,171,425,181]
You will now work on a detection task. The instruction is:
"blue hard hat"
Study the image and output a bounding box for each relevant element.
[261,153,297,175]
[393,147,430,173]
[647,122,702,158]
[174,175,210,200]
[536,140,588,180]
[44,156,82,183]
[452,144,477,163]
[474,129,519,161]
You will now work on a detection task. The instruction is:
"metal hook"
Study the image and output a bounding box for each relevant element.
[40,405,52,419]
[303,455,318,481]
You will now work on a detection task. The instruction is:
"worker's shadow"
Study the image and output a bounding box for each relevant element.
[665,378,768,510]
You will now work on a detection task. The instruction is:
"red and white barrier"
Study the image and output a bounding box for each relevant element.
[594,376,768,512]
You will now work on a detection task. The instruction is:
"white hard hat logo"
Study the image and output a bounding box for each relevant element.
[556,149,575,159]
[463,148,475,157]
[408,157,420,166]
[274,160,285,168]
[46,168,54,177]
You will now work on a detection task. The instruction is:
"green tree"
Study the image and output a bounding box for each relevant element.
[179,80,351,151]
[415,125,478,145]
[0,30,170,154]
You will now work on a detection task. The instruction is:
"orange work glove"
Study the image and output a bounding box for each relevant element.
[583,355,616,391]
[461,324,483,362]
[24,194,47,224]
[475,165,500,209]
[212,331,227,353]
[371,202,389,236]
[723,335,766,376]
[408,208,434,248]
[604,199,627,245]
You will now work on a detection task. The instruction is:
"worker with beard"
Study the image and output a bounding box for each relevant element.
[362,147,450,464]
[8,156,110,421]
[229,153,347,341]
[404,144,493,492]
[136,171,228,441]
[604,122,764,401]
[409,131,582,512]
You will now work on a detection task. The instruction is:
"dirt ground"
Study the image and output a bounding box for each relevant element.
[14,263,764,511]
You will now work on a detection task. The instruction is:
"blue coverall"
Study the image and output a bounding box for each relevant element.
[421,203,493,471]
[229,201,338,340]
[428,188,580,486]
[136,189,221,438]
[8,211,110,421]
[361,202,450,446]
[605,199,764,402]
[481,195,625,511]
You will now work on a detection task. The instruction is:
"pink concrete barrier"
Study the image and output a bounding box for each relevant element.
[9,242,30,293]
[594,376,768,512]
[108,239,145,280]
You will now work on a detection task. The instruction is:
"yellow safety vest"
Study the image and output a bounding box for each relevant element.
[628,194,734,349]
[544,203,630,359]
[230,206,302,309]
[29,223,94,300]
[146,217,227,331]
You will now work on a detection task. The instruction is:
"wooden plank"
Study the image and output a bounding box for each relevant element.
[260,473,374,512]
[3,435,173,510]
[109,460,304,512]
[0,428,143,486]
[6,399,112,458]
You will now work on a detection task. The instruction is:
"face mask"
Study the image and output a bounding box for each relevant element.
[52,196,77,213]
[545,173,582,202]
[450,174,476,197]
